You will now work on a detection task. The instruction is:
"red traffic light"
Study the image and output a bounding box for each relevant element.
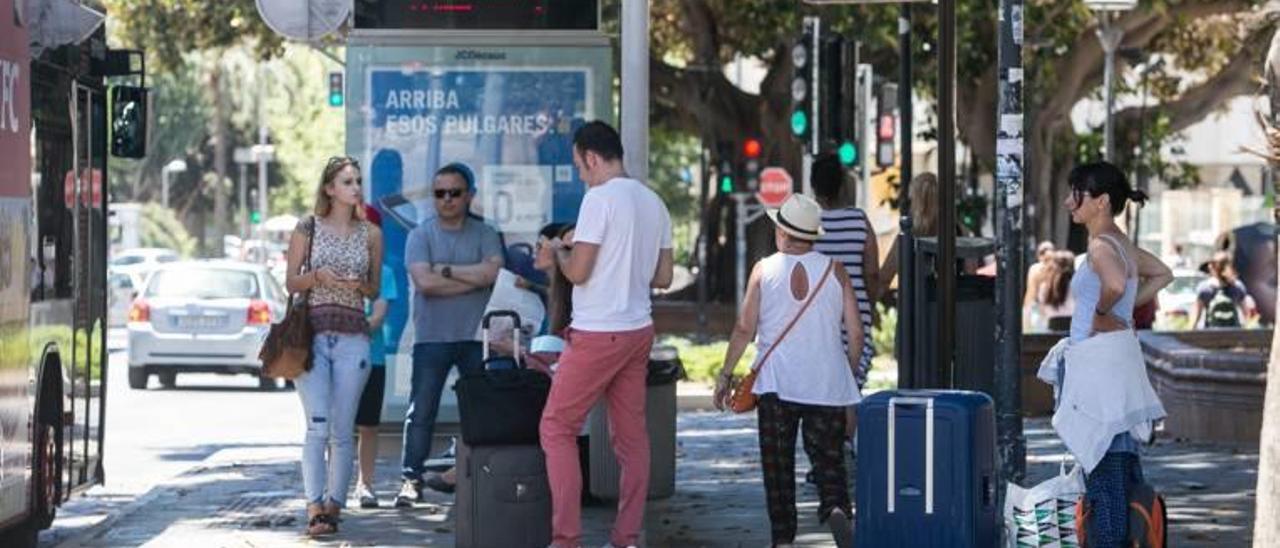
[743,138,762,159]
[878,114,896,141]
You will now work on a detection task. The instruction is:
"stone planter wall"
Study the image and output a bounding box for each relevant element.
[1139,329,1270,445]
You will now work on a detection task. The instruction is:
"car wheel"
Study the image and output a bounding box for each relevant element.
[127,367,149,390]
[30,397,63,530]
[158,372,177,388]
[258,376,279,391]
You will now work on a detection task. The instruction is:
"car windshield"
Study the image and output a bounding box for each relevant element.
[146,268,259,300]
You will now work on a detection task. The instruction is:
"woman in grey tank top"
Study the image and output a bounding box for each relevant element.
[1063,162,1171,547]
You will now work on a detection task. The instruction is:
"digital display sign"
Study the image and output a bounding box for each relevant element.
[354,0,599,31]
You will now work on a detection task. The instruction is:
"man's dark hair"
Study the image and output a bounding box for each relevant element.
[572,121,624,161]
[810,153,846,202]
[434,163,473,191]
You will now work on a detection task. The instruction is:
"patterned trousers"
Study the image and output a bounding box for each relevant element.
[1085,451,1144,548]
[756,394,851,544]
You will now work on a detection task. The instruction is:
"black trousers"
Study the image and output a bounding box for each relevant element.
[756,393,850,544]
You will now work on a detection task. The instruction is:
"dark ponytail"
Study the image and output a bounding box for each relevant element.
[1067,161,1145,216]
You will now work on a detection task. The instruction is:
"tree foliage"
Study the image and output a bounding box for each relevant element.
[139,202,196,257]
[105,0,282,71]
[649,0,1274,250]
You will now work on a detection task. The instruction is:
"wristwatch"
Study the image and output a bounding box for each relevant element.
[441,265,453,279]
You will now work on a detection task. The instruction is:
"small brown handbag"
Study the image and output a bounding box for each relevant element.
[730,259,835,413]
[259,217,316,380]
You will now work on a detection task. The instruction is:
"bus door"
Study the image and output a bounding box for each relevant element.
[66,82,107,489]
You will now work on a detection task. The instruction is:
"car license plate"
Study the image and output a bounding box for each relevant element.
[174,315,226,329]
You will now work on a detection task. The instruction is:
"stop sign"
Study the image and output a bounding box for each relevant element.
[756,167,793,208]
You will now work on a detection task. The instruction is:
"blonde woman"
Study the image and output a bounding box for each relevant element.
[285,156,383,536]
[878,172,940,289]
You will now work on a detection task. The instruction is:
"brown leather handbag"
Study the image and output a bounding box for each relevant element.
[730,259,835,413]
[259,217,316,380]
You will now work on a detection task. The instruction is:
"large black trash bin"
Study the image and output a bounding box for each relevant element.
[901,237,996,392]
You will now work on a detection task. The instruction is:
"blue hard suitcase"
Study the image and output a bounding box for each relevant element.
[854,390,998,547]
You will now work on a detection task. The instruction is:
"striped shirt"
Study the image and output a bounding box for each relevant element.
[814,207,875,387]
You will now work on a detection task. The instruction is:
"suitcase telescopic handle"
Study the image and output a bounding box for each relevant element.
[481,310,523,367]
[887,396,935,516]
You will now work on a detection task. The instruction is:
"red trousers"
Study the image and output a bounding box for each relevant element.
[540,325,654,547]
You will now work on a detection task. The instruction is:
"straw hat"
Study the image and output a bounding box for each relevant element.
[766,194,825,241]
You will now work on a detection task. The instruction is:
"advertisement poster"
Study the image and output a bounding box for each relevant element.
[347,44,611,415]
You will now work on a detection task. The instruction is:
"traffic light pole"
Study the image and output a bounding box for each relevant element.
[938,0,957,388]
[732,194,767,306]
[897,2,915,386]
[995,0,1028,493]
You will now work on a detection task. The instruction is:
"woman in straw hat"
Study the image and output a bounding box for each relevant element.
[713,194,863,548]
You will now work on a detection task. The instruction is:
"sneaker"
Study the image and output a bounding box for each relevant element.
[394,479,422,507]
[356,483,379,509]
[827,508,853,548]
[424,472,455,494]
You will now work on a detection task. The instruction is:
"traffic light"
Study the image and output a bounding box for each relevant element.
[719,160,735,194]
[250,210,262,225]
[790,19,818,146]
[838,141,858,166]
[328,72,344,107]
[742,138,762,191]
[877,83,898,168]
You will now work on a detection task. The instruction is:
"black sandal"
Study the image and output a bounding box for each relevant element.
[306,512,338,536]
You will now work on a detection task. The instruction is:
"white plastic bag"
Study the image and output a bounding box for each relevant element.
[474,269,545,348]
[1004,459,1085,548]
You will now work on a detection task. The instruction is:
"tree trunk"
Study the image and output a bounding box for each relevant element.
[1258,316,1280,545]
[208,60,229,258]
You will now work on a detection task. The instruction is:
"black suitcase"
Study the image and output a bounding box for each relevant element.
[455,440,552,547]
[454,311,551,446]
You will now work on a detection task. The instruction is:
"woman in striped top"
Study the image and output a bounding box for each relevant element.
[810,153,879,389]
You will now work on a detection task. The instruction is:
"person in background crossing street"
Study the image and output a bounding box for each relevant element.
[713,194,862,548]
[285,156,384,536]
[1063,161,1171,547]
[354,205,398,508]
[809,154,877,451]
[396,163,504,507]
[540,121,674,548]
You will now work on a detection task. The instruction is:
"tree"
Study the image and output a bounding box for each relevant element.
[646,1,1273,298]
[1252,27,1280,546]
[105,0,284,253]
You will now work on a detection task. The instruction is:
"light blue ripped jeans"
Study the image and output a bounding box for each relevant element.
[296,332,371,508]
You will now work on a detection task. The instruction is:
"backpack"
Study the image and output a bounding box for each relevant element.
[1206,285,1241,328]
[1075,482,1168,548]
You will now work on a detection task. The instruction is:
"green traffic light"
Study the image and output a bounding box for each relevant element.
[329,93,343,107]
[720,175,733,193]
[250,211,262,224]
[790,111,808,136]
[838,142,858,166]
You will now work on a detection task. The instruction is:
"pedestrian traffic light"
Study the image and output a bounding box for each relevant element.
[877,83,898,168]
[790,20,816,145]
[328,72,344,107]
[719,160,735,194]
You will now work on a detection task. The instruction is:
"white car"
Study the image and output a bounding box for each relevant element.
[1157,268,1207,327]
[111,247,180,279]
[127,261,287,390]
[107,270,145,327]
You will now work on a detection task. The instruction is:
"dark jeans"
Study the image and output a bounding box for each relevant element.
[400,341,483,482]
[1085,452,1144,548]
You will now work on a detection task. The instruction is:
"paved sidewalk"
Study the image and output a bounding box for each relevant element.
[52,410,1257,547]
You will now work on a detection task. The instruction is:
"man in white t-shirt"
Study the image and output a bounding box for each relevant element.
[540,121,674,548]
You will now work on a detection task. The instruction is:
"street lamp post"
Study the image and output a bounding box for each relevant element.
[161,159,188,209]
[1087,0,1136,161]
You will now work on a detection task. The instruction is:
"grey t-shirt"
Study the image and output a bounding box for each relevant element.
[404,217,504,343]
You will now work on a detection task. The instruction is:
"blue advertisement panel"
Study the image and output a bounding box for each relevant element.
[346,44,612,423]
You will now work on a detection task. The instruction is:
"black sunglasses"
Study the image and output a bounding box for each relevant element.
[434,189,466,199]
